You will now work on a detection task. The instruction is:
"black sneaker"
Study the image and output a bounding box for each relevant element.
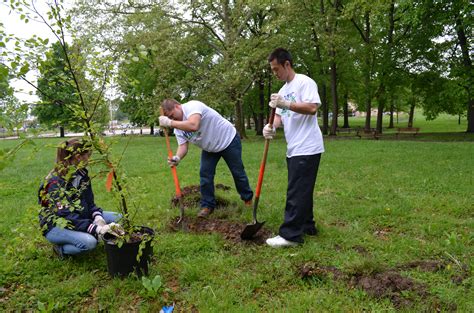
[52,245,64,260]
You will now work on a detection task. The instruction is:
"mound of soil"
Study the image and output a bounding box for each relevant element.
[397,260,446,272]
[299,262,428,308]
[349,270,428,308]
[300,262,346,281]
[168,216,273,245]
[171,184,231,209]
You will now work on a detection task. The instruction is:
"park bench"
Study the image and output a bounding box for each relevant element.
[396,127,420,138]
[356,128,380,140]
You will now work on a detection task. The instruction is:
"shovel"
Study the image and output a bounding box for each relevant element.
[241,108,276,240]
[160,108,186,227]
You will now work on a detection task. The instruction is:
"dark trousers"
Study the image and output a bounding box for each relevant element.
[279,153,322,243]
[200,134,253,209]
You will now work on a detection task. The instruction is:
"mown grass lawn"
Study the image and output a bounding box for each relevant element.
[0,121,473,311]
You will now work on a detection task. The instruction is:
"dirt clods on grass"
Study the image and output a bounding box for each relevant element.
[168,184,273,244]
[300,262,346,281]
[168,216,272,245]
[299,261,430,308]
[171,184,231,209]
[397,259,446,272]
[349,270,428,308]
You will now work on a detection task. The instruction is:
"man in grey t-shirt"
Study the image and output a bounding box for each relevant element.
[159,99,253,218]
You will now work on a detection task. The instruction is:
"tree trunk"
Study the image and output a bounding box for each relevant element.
[256,75,265,135]
[376,85,385,134]
[311,3,328,134]
[364,92,372,131]
[388,98,394,128]
[408,99,415,128]
[330,57,338,135]
[235,97,247,138]
[150,124,154,135]
[363,12,372,131]
[59,126,65,138]
[467,99,474,132]
[321,84,329,135]
[267,71,272,125]
[329,0,340,136]
[455,16,473,132]
[342,91,349,128]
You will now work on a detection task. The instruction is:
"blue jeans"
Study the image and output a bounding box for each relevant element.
[200,134,253,209]
[45,211,121,255]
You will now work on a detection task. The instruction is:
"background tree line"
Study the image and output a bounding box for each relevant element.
[2,0,472,135]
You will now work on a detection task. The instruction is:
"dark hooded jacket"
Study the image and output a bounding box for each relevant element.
[38,168,103,236]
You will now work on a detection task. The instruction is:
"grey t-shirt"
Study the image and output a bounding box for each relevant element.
[174,100,236,153]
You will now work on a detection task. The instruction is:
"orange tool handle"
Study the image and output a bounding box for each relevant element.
[255,108,276,197]
[160,108,182,198]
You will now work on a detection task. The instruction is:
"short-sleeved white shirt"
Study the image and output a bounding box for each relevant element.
[276,73,325,157]
[174,100,236,153]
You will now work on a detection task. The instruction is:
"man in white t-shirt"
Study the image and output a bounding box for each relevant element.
[159,99,253,218]
[263,48,324,248]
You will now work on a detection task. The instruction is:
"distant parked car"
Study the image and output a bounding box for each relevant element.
[157,128,175,137]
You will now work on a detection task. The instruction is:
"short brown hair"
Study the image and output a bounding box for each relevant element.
[161,99,180,112]
[54,138,91,177]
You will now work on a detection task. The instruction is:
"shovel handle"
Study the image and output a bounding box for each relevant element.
[255,108,276,198]
[160,107,182,198]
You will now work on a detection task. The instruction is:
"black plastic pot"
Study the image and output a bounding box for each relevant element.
[103,226,154,278]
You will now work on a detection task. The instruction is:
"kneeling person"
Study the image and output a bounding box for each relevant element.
[38,138,123,258]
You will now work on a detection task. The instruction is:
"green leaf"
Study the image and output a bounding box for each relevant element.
[142,276,152,291]
[19,63,29,75]
[152,275,162,289]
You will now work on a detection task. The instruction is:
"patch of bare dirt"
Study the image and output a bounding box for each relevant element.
[299,262,430,308]
[168,216,272,245]
[300,262,346,281]
[349,270,428,308]
[451,270,470,285]
[373,227,392,240]
[397,260,446,272]
[168,184,272,245]
[171,184,231,209]
[352,245,370,256]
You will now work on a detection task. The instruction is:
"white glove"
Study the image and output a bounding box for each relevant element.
[262,124,276,140]
[167,155,180,167]
[269,93,291,110]
[93,215,107,227]
[96,222,125,237]
[159,116,172,128]
[108,222,125,236]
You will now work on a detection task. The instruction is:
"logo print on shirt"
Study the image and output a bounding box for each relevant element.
[183,131,202,141]
[281,92,296,116]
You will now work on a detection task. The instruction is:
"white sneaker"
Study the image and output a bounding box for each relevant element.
[266,235,299,248]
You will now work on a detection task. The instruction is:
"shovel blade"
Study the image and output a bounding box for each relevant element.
[240,221,265,240]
